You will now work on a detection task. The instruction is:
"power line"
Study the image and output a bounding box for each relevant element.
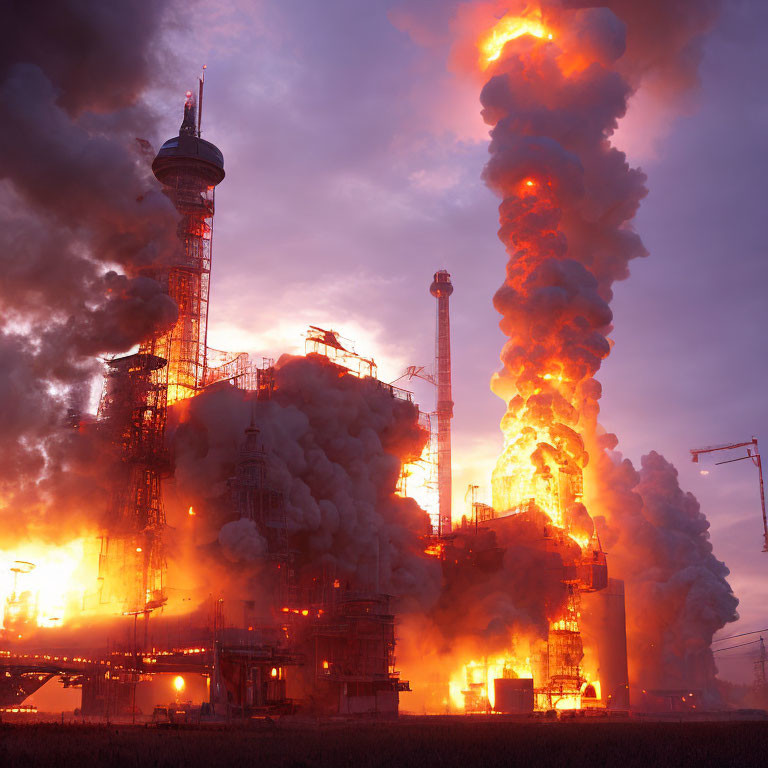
[712,639,762,653]
[712,628,768,644]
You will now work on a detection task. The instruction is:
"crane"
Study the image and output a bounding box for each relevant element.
[690,437,767,552]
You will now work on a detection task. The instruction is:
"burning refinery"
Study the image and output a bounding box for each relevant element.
[0,0,766,751]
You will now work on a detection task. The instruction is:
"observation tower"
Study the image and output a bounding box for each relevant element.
[148,86,225,403]
[99,83,225,615]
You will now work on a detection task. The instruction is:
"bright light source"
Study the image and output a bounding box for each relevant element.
[174,675,185,692]
[271,668,278,678]
[135,547,142,553]
[480,14,551,65]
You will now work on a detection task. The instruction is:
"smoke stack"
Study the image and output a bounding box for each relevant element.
[430,270,453,536]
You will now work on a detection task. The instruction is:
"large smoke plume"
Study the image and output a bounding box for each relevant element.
[164,354,440,615]
[473,0,736,697]
[0,1,180,538]
[588,445,738,695]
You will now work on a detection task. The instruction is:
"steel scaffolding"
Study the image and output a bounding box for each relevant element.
[98,86,225,614]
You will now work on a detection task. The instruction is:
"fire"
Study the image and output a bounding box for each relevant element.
[489,173,588,534]
[479,10,553,67]
[450,654,533,712]
[397,433,439,533]
[424,541,444,558]
[0,538,104,631]
[468,0,617,715]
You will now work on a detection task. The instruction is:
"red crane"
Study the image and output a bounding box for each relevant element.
[690,437,768,552]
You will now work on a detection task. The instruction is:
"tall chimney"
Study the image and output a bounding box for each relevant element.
[430,270,454,536]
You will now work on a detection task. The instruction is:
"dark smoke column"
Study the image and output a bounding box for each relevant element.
[150,89,225,402]
[430,270,453,536]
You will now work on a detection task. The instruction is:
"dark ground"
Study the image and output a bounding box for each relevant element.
[1,720,767,768]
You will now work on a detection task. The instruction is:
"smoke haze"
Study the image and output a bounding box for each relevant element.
[0,0,180,538]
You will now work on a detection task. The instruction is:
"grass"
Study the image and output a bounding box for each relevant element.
[0,719,766,768]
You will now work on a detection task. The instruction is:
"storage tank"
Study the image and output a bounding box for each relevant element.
[493,678,534,713]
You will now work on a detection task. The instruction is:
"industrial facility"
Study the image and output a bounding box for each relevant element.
[0,80,758,723]
[0,89,417,719]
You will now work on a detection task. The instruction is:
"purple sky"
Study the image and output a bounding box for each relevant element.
[154,0,766,683]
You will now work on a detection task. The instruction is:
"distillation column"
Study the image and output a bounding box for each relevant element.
[430,270,454,536]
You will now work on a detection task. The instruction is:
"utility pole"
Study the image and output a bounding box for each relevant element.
[755,637,766,689]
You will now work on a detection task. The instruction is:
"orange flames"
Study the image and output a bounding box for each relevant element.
[449,655,533,711]
[432,8,609,714]
[479,9,553,68]
[0,538,106,633]
[490,174,588,536]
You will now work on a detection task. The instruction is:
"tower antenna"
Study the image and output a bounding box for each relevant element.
[197,65,206,137]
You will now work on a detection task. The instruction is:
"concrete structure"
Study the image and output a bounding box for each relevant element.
[581,578,630,710]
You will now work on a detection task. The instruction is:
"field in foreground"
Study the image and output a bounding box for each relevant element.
[1,720,767,768]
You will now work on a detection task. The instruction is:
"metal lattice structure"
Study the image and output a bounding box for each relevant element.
[430,270,454,536]
[98,87,225,614]
[150,90,225,404]
[98,352,169,613]
[305,327,377,379]
[397,411,439,533]
[544,585,584,708]
[204,347,257,391]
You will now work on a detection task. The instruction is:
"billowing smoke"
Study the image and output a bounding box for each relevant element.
[587,442,738,698]
[164,354,441,609]
[398,511,573,712]
[473,0,735,696]
[0,1,180,537]
[565,0,723,99]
